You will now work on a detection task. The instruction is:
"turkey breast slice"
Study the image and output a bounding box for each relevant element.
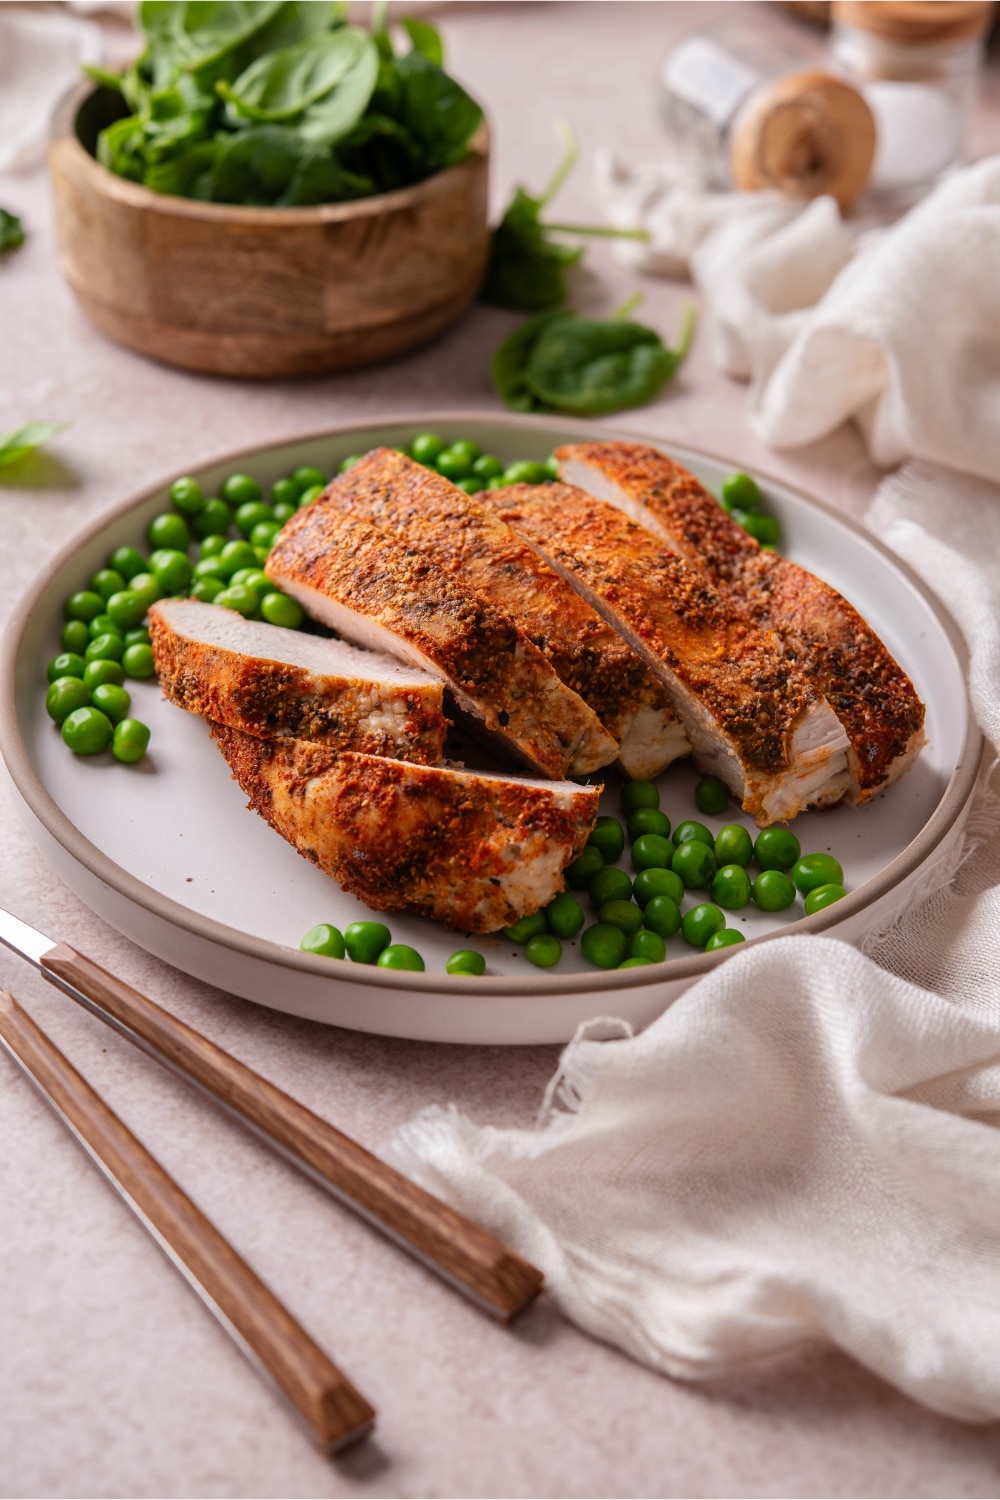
[557,440,926,801]
[264,462,617,780]
[149,599,449,764]
[210,723,601,933]
[485,484,852,827]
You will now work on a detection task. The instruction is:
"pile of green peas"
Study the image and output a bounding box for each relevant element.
[300,918,487,976]
[342,432,558,492]
[502,773,848,971]
[717,471,782,549]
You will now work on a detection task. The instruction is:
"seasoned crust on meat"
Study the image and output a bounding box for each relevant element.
[265,475,617,780]
[149,599,448,763]
[210,722,601,933]
[557,440,926,799]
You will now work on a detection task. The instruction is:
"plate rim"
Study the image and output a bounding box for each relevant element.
[0,410,983,999]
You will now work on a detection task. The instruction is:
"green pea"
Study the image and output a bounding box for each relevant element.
[587,815,625,863]
[671,840,718,889]
[85,633,124,664]
[448,439,480,466]
[122,643,155,679]
[581,922,627,969]
[682,903,726,948]
[292,466,327,493]
[219,539,258,577]
[564,846,604,889]
[61,620,90,654]
[83,659,125,690]
[545,891,585,938]
[471,454,504,480]
[191,577,224,603]
[597,899,643,938]
[410,433,445,465]
[632,833,673,872]
[376,944,425,972]
[753,827,801,871]
[272,501,297,525]
[147,512,190,552]
[711,864,752,910]
[297,485,324,508]
[448,477,476,495]
[65,590,105,624]
[736,511,781,547]
[694,776,729,815]
[619,956,654,968]
[672,819,714,848]
[435,447,474,481]
[88,613,123,640]
[123,628,151,648]
[525,933,562,969]
[792,854,845,895]
[128,573,163,610]
[486,477,507,490]
[633,867,684,908]
[109,546,147,581]
[544,455,561,480]
[629,928,666,964]
[222,474,262,508]
[626,807,671,841]
[642,894,681,939]
[502,460,548,485]
[91,683,131,724]
[198,534,228,558]
[230,567,269,594]
[752,870,797,911]
[47,652,86,683]
[344,921,391,964]
[268,476,301,508]
[588,867,633,907]
[260,593,304,629]
[191,499,234,539]
[339,454,363,474]
[251,521,281,551]
[706,929,746,951]
[215,585,257,617]
[503,911,548,944]
[446,949,486,976]
[804,883,848,915]
[61,705,113,755]
[170,476,205,515]
[91,568,125,601]
[46,677,91,724]
[714,823,754,868]
[234,500,275,538]
[622,782,659,817]
[720,472,762,512]
[111,717,150,764]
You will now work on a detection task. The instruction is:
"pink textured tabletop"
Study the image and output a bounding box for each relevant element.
[3,3,1000,1496]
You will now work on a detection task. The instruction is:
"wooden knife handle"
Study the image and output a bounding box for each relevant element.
[41,944,543,1321]
[0,990,375,1453]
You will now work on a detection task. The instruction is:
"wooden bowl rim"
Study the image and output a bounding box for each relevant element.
[51,80,490,227]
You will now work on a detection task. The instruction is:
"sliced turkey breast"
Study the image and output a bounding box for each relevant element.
[210,723,601,933]
[149,599,449,764]
[557,440,926,801]
[486,484,852,827]
[264,473,616,780]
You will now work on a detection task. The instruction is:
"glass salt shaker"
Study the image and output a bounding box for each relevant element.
[831,1,996,205]
[659,24,877,210]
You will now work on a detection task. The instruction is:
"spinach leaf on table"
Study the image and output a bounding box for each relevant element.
[0,209,25,252]
[0,423,67,469]
[491,304,695,417]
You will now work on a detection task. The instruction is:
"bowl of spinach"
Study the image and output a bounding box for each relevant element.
[49,1,490,378]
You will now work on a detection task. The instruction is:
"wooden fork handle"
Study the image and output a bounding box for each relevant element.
[0,990,375,1453]
[40,944,543,1321]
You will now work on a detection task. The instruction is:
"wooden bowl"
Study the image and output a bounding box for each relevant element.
[48,84,490,380]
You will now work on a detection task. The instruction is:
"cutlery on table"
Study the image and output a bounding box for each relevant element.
[0,905,544,1321]
[0,988,375,1452]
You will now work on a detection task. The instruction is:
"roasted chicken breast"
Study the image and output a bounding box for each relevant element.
[308,445,687,779]
[557,441,926,800]
[210,723,601,932]
[149,599,448,763]
[486,483,852,826]
[265,471,616,780]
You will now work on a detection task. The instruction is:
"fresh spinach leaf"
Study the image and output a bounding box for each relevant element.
[490,310,565,413]
[219,26,371,123]
[139,2,286,74]
[144,138,218,196]
[401,17,443,67]
[296,34,380,146]
[0,422,67,469]
[390,50,482,171]
[0,209,25,252]
[205,125,301,203]
[97,116,148,182]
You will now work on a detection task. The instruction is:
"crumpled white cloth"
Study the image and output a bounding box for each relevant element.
[0,8,101,174]
[390,461,1000,1423]
[595,152,1000,480]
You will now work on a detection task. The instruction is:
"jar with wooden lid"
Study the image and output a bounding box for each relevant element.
[659,25,877,209]
[831,2,996,202]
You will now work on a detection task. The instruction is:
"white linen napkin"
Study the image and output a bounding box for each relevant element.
[390,468,1000,1421]
[0,8,101,174]
[595,152,1000,480]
